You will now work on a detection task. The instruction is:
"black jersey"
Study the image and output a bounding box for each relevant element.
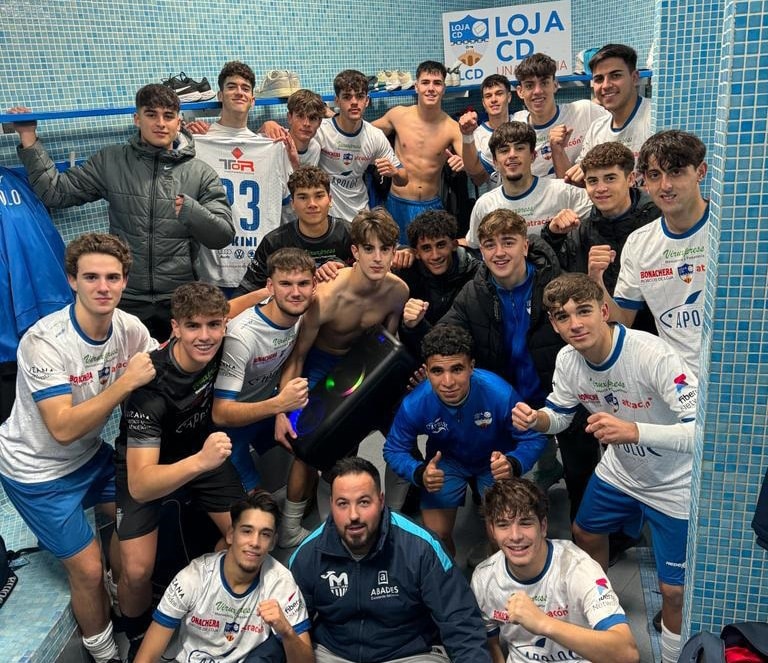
[233,217,354,296]
[116,340,222,464]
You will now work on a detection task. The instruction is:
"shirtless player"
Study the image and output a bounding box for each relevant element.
[274,208,409,547]
[373,61,464,244]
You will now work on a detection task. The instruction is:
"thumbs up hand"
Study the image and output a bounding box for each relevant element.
[423,450,445,493]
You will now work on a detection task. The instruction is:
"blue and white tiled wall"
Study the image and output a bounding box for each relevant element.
[654,0,768,638]
[0,0,653,245]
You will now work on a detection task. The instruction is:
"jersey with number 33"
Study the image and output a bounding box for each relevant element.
[194,129,292,287]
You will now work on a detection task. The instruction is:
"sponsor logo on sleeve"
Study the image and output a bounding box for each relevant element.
[284,590,304,616]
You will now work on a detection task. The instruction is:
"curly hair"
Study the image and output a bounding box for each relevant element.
[580,142,636,176]
[421,324,474,361]
[406,210,458,247]
[171,282,229,321]
[637,130,706,174]
[484,478,548,525]
[65,233,132,277]
[135,83,179,112]
[288,166,330,195]
[217,61,256,91]
[333,70,369,96]
[488,121,536,157]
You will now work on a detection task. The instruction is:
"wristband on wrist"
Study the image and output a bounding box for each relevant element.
[462,134,474,144]
[413,463,427,487]
[507,456,523,477]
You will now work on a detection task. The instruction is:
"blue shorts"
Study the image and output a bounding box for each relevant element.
[304,346,344,389]
[575,474,688,585]
[0,442,115,559]
[385,193,443,245]
[226,417,277,491]
[419,453,494,510]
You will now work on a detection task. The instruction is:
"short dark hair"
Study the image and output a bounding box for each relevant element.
[350,207,399,248]
[477,209,528,244]
[542,273,604,312]
[488,121,536,157]
[217,61,256,91]
[406,210,458,247]
[514,53,557,81]
[421,324,474,361]
[266,247,317,278]
[588,44,638,73]
[287,89,326,118]
[481,74,511,93]
[230,492,281,530]
[288,166,330,195]
[136,83,180,112]
[171,282,229,321]
[334,70,369,96]
[65,233,132,277]
[637,130,706,174]
[327,457,381,493]
[484,478,548,525]
[416,61,447,80]
[580,142,636,176]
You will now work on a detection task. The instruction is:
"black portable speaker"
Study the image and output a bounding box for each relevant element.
[289,327,416,471]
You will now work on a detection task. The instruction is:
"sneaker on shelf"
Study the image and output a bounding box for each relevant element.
[257,70,294,98]
[288,71,301,92]
[446,66,462,87]
[372,70,390,90]
[162,72,202,102]
[397,71,414,90]
[196,77,216,101]
[378,70,396,91]
[385,71,402,92]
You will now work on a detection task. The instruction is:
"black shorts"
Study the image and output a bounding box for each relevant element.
[115,458,246,540]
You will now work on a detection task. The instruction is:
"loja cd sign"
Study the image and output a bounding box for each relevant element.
[442,0,572,85]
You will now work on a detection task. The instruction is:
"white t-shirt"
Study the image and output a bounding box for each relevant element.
[577,96,652,166]
[214,304,300,403]
[466,177,591,247]
[512,100,609,178]
[0,306,155,482]
[154,551,310,663]
[471,540,628,663]
[543,325,697,518]
[613,208,708,373]
[194,130,292,287]
[315,117,402,221]
[298,138,322,166]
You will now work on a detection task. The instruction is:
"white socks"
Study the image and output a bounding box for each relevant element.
[82,621,119,663]
[661,621,681,663]
[280,498,309,548]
